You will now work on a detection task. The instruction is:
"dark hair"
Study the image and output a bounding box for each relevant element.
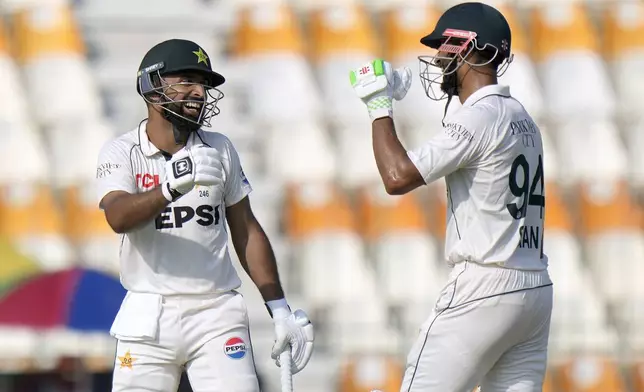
[475,48,505,70]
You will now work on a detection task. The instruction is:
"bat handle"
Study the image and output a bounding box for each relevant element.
[280,349,293,392]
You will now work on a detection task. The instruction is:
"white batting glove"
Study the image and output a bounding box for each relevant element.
[268,301,314,375]
[161,145,224,202]
[350,59,412,122]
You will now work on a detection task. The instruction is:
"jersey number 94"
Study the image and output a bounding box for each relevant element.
[506,154,545,258]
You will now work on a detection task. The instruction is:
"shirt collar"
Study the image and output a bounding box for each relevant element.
[138,120,200,157]
[462,84,511,107]
[138,120,159,157]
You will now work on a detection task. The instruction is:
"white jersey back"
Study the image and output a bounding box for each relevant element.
[95,121,252,295]
[408,85,547,270]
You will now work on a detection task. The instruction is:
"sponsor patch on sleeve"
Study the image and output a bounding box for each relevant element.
[96,163,122,179]
[443,123,474,143]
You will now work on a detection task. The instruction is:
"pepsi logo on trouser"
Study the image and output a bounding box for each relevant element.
[224,337,247,359]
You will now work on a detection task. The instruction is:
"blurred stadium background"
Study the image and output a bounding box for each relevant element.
[0,0,642,390]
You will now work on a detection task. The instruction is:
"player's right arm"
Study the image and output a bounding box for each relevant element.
[96,141,170,234]
[407,108,489,186]
[100,190,170,234]
[96,142,223,234]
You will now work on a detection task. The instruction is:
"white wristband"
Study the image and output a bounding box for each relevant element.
[266,298,291,319]
[370,107,393,121]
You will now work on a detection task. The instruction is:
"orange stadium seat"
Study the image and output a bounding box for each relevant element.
[11,5,84,62]
[0,19,10,57]
[62,185,119,275]
[603,0,644,59]
[603,0,644,120]
[47,118,114,187]
[308,3,381,187]
[285,182,397,352]
[232,2,305,57]
[579,181,642,238]
[0,183,74,271]
[545,183,617,358]
[381,4,439,62]
[604,1,644,192]
[231,2,322,126]
[0,18,29,126]
[554,119,627,187]
[530,2,598,61]
[358,184,445,331]
[285,182,356,240]
[263,121,337,185]
[496,4,545,122]
[308,2,378,63]
[626,118,644,192]
[338,355,403,392]
[578,180,644,349]
[544,182,571,232]
[631,360,644,392]
[380,4,449,140]
[231,3,332,183]
[557,356,627,392]
[0,120,49,186]
[540,125,561,184]
[11,4,102,125]
[0,21,47,188]
[530,2,616,121]
[284,182,375,301]
[359,185,428,240]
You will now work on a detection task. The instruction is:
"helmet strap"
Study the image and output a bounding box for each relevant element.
[442,94,453,127]
[441,72,459,126]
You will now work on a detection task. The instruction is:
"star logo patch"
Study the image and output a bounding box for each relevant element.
[193,48,209,66]
[118,350,137,369]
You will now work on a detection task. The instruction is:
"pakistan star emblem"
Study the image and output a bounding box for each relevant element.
[193,48,209,66]
[118,350,137,369]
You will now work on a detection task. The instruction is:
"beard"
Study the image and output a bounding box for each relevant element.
[438,55,460,98]
[440,70,459,97]
[161,98,205,144]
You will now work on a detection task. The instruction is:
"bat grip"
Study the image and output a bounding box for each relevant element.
[280,349,293,392]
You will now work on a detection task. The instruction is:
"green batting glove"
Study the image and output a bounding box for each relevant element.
[350,59,412,121]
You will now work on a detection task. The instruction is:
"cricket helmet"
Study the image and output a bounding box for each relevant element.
[418,2,514,102]
[137,39,225,144]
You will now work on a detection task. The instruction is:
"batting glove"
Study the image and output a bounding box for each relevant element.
[350,59,412,122]
[268,301,314,375]
[162,145,224,202]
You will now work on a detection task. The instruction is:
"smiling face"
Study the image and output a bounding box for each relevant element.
[158,72,208,123]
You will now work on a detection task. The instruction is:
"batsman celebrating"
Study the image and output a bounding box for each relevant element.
[96,39,314,392]
[350,3,552,391]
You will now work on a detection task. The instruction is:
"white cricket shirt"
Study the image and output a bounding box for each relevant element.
[408,85,548,271]
[95,121,252,295]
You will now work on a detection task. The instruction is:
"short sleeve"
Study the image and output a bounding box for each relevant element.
[223,139,252,207]
[407,109,487,185]
[95,140,136,208]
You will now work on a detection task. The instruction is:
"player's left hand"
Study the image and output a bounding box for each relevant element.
[350,59,412,121]
[271,309,314,374]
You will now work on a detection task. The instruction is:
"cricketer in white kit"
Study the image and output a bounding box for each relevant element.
[350,3,553,392]
[96,39,314,392]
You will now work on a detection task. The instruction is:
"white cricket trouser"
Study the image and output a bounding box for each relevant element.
[400,261,553,392]
[111,290,260,392]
